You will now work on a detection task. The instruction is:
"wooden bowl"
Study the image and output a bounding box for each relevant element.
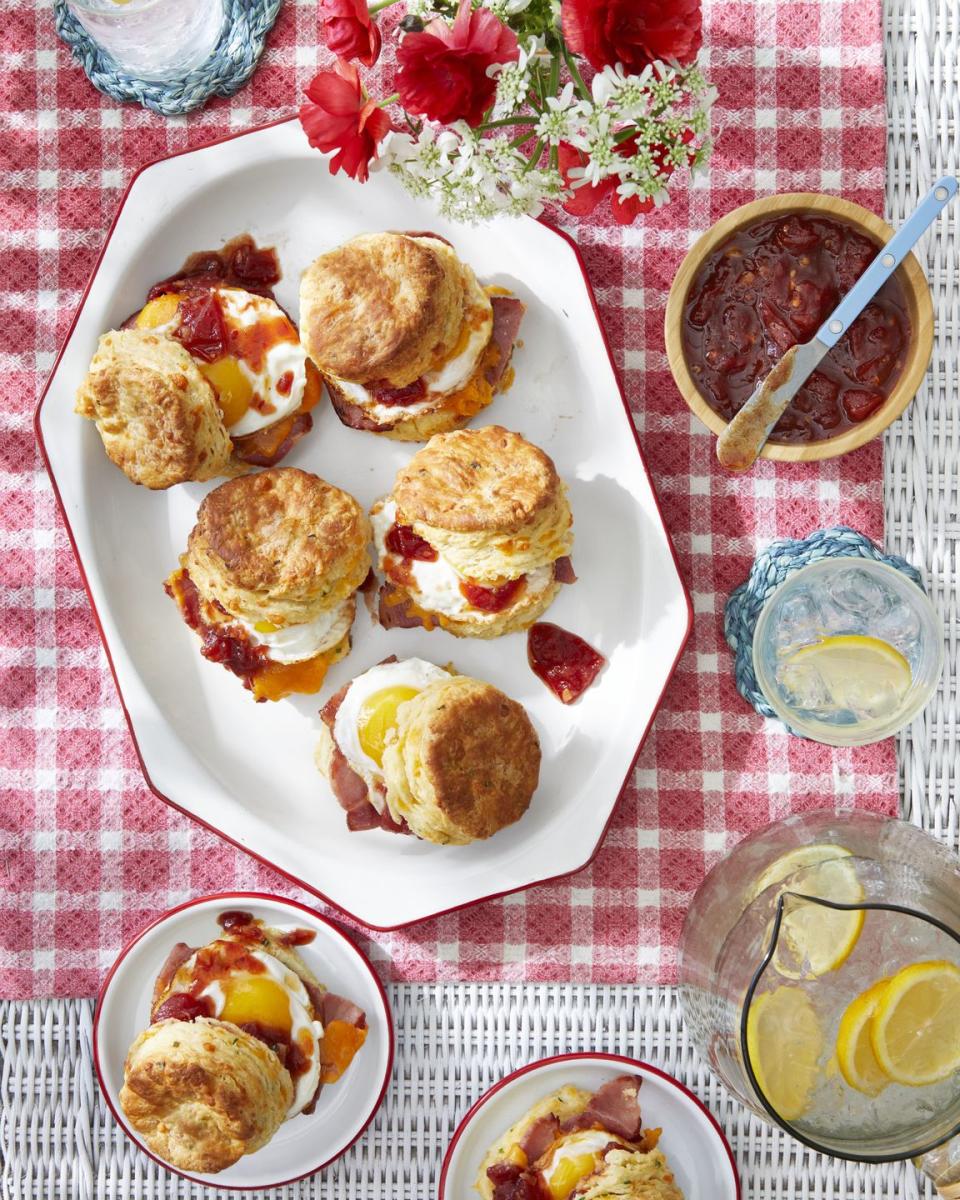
[664,193,934,463]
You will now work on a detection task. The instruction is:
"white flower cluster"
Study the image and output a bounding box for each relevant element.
[376,38,715,223]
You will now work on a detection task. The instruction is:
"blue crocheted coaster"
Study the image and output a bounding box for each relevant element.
[724,526,924,724]
[54,0,282,117]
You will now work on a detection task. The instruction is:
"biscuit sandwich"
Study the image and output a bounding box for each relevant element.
[316,657,540,844]
[299,231,524,441]
[477,1076,683,1200]
[371,425,575,638]
[120,910,367,1173]
[76,274,322,489]
[165,467,370,701]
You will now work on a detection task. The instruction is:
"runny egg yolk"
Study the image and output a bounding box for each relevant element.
[136,292,181,330]
[357,685,420,766]
[216,974,293,1035]
[546,1154,600,1200]
[197,356,253,427]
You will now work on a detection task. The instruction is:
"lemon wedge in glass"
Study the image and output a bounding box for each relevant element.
[836,977,892,1096]
[870,960,960,1086]
[779,635,912,720]
[747,986,823,1121]
[750,844,865,978]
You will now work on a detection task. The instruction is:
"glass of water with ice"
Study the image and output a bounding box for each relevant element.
[65,0,226,80]
[752,556,942,745]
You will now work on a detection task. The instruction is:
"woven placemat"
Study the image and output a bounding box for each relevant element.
[53,0,282,116]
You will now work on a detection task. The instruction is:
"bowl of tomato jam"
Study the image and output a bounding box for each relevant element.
[665,194,933,461]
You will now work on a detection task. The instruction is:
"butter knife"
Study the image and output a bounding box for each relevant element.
[716,176,958,472]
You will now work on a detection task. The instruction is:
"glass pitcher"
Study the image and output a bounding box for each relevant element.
[678,809,960,1189]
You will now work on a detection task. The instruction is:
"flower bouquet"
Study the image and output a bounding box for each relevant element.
[300,0,715,224]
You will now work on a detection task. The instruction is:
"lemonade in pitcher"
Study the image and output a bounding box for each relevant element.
[679,811,960,1174]
[741,846,960,1159]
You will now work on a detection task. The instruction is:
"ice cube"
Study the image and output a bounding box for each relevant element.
[773,588,826,654]
[824,566,892,621]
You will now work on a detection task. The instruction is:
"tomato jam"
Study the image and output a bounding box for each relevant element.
[460,576,526,612]
[681,212,911,443]
[528,622,606,703]
[147,233,281,301]
[385,523,438,561]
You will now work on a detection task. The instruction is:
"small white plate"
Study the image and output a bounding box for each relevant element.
[439,1052,740,1200]
[37,117,692,928]
[94,892,393,1190]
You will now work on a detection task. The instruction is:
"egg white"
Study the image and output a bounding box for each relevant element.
[371,499,553,620]
[237,597,354,664]
[216,288,308,438]
[333,657,450,784]
[177,942,324,1120]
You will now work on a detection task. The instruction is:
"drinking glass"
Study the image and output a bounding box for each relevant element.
[65,0,226,80]
[752,557,943,746]
[678,809,960,1190]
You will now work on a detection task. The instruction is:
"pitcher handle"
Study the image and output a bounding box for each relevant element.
[917,1136,960,1196]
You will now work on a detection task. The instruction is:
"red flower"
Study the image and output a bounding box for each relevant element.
[558,141,655,226]
[562,0,702,74]
[558,128,697,225]
[318,0,381,67]
[396,0,519,127]
[299,62,393,183]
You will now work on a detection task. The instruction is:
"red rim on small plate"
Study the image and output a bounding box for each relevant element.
[438,1051,740,1200]
[93,892,394,1190]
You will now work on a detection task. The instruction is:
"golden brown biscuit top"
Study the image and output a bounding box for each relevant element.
[189,467,366,595]
[419,677,540,840]
[299,232,466,387]
[393,426,562,534]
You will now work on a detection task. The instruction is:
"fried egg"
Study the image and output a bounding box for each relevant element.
[331,271,494,422]
[169,940,323,1119]
[237,597,354,665]
[539,1130,629,1199]
[135,286,307,438]
[333,657,450,784]
[371,499,554,620]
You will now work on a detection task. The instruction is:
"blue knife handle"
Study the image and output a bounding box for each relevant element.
[816,175,958,349]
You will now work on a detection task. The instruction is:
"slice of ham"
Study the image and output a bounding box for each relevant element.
[378,583,427,630]
[328,383,396,432]
[232,410,313,467]
[151,941,195,1011]
[582,1074,644,1141]
[321,992,367,1029]
[485,296,525,388]
[553,555,577,584]
[520,1114,560,1164]
[320,668,410,835]
[486,1163,542,1200]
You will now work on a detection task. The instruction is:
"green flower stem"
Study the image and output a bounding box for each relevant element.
[561,42,590,100]
[479,116,539,130]
[523,137,545,172]
[377,93,400,108]
[548,46,560,96]
[367,0,398,13]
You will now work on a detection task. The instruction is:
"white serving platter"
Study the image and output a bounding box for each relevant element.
[36,117,692,930]
[94,892,393,1189]
[438,1052,740,1200]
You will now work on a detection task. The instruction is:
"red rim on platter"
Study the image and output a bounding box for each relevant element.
[438,1051,741,1200]
[93,892,394,1190]
[34,116,693,932]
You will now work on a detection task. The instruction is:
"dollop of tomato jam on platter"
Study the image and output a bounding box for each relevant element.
[681,212,911,443]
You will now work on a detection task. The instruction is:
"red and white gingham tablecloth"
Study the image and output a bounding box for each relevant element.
[0,0,897,999]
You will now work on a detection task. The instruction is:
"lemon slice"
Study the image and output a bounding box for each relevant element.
[836,977,892,1096]
[746,986,823,1121]
[870,960,960,1086]
[780,635,912,719]
[751,845,865,978]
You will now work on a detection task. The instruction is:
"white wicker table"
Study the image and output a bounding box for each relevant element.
[2,0,957,1196]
